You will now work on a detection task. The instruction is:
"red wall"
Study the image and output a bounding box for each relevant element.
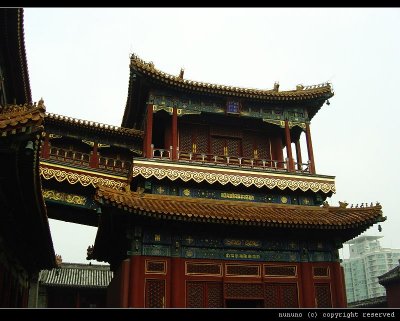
[386,283,400,308]
[108,256,346,308]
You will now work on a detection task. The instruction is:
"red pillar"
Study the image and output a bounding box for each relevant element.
[284,120,295,171]
[89,142,99,168]
[295,140,303,171]
[144,104,154,159]
[300,262,315,307]
[271,136,284,168]
[331,262,347,307]
[41,132,50,158]
[120,259,131,308]
[170,257,184,307]
[305,122,316,174]
[172,107,178,160]
[129,256,145,307]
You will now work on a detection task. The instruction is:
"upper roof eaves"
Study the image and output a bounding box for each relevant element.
[130,54,334,101]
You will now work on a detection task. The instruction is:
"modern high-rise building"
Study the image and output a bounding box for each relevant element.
[342,235,400,303]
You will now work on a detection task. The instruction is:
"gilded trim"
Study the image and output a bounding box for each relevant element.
[40,163,127,189]
[42,189,86,206]
[131,162,335,194]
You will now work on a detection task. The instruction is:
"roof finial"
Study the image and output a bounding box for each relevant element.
[179,68,185,79]
[273,82,279,92]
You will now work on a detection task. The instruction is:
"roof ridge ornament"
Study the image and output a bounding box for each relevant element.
[179,68,185,79]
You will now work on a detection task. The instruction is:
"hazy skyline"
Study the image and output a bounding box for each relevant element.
[24,8,400,263]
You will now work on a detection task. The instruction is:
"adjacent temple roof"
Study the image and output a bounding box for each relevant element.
[45,112,144,138]
[130,54,334,101]
[39,263,113,289]
[0,100,45,135]
[0,101,55,271]
[96,186,384,232]
[379,261,400,286]
[0,8,32,104]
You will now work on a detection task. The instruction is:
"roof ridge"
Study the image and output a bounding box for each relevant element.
[130,53,333,97]
[45,112,143,137]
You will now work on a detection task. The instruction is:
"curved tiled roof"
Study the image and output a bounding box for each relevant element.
[130,54,334,101]
[0,101,45,134]
[39,263,113,288]
[45,112,144,138]
[17,8,32,104]
[378,263,400,285]
[96,187,384,230]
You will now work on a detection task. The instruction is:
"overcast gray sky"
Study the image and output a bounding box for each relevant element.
[24,8,400,263]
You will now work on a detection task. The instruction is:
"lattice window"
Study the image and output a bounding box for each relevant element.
[207,283,223,308]
[186,263,222,276]
[242,132,254,158]
[210,126,242,138]
[146,260,166,274]
[315,284,332,308]
[211,137,225,156]
[179,125,192,152]
[226,139,241,157]
[264,283,299,308]
[194,125,208,154]
[313,267,330,277]
[226,264,260,277]
[145,279,165,308]
[264,265,297,277]
[225,283,264,299]
[264,284,280,308]
[256,136,268,159]
[186,282,205,308]
[281,284,299,308]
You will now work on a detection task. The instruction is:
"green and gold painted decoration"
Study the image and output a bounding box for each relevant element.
[42,188,95,209]
[127,228,338,263]
[152,184,316,206]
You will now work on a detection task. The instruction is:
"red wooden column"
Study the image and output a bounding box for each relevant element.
[331,262,347,307]
[170,257,184,307]
[300,262,315,307]
[284,120,295,171]
[144,104,154,159]
[172,107,178,160]
[120,258,131,308]
[305,122,316,174]
[295,140,303,171]
[41,132,50,158]
[129,256,145,307]
[89,142,99,168]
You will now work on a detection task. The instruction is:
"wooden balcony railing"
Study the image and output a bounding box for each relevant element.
[98,156,131,174]
[49,147,90,167]
[150,146,314,173]
[47,147,131,174]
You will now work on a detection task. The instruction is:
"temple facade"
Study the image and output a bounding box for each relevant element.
[84,55,383,308]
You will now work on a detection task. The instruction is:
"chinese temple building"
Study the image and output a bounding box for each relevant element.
[83,55,383,308]
[0,8,55,308]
